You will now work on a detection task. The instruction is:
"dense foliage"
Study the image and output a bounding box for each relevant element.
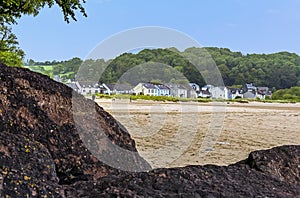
[27,47,300,91]
[0,0,86,25]
[0,23,24,66]
[206,48,300,89]
[272,87,300,100]
[0,0,86,67]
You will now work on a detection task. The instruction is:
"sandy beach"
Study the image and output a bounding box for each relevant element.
[96,99,300,169]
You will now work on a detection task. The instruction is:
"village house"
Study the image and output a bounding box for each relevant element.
[133,83,159,96]
[156,84,170,96]
[103,83,134,95]
[210,86,230,99]
[189,83,200,92]
[198,84,214,98]
[73,81,106,95]
[189,83,201,98]
[198,89,211,98]
[243,91,257,99]
[66,80,271,100]
[242,83,257,93]
[201,84,214,92]
[166,83,188,98]
[228,88,243,99]
[133,82,197,98]
[242,83,257,99]
[204,85,243,99]
[256,87,272,99]
[242,83,272,99]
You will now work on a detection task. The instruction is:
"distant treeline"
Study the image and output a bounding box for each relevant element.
[27,47,300,91]
[272,86,300,100]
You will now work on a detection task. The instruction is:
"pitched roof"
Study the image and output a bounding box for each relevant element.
[245,83,256,89]
[104,83,116,91]
[165,83,188,90]
[77,81,106,89]
[156,84,169,90]
[228,88,242,94]
[142,83,157,89]
[78,81,99,88]
[257,87,269,91]
[114,84,133,91]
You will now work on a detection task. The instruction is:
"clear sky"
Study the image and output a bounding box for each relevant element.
[13,0,300,61]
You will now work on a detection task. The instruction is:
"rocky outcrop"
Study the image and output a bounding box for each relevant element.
[0,63,299,197]
[65,145,300,197]
[0,63,150,194]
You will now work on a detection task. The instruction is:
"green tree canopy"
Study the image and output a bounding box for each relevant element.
[27,47,300,90]
[0,0,87,67]
[1,0,87,25]
[0,24,24,56]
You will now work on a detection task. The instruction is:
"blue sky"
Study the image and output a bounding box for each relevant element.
[13,0,300,61]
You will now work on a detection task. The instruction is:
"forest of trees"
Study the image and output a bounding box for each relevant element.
[28,47,300,91]
[272,87,300,100]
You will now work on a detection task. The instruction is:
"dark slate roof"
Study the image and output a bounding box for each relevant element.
[142,83,157,89]
[156,84,169,90]
[78,81,99,88]
[78,81,106,90]
[114,84,133,91]
[257,87,269,91]
[165,83,188,90]
[104,83,116,91]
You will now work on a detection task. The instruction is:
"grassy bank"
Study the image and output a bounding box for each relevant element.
[95,94,212,103]
[94,94,300,104]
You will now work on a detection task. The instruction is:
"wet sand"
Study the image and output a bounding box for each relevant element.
[96,99,300,168]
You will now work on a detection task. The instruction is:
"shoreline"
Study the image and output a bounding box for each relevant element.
[95,98,300,110]
[95,98,300,168]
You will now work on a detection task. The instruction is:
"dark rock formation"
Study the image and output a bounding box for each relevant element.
[0,63,150,195]
[65,145,300,197]
[0,63,299,197]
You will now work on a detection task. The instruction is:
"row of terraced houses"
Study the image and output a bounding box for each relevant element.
[63,79,272,100]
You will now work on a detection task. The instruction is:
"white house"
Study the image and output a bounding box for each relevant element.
[167,84,187,98]
[242,83,271,100]
[199,84,215,98]
[75,82,106,95]
[156,84,170,96]
[228,88,243,99]
[103,83,133,95]
[210,87,230,99]
[256,87,272,99]
[187,87,197,98]
[189,83,200,92]
[133,83,159,96]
